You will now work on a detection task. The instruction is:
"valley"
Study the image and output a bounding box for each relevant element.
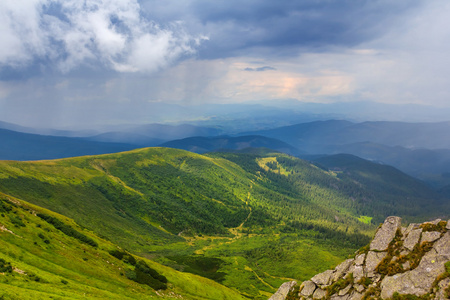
[1,147,447,299]
[0,193,245,299]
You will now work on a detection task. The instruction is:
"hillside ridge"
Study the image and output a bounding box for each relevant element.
[0,193,245,299]
[270,216,450,300]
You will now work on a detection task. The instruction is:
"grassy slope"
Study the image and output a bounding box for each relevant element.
[0,148,369,242]
[312,153,446,220]
[0,147,443,299]
[0,194,245,300]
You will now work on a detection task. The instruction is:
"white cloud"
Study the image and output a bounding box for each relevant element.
[0,0,203,73]
[0,0,48,67]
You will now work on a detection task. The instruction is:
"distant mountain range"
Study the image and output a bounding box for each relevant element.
[242,120,450,187]
[84,123,222,146]
[0,128,136,160]
[243,120,450,151]
[160,135,303,155]
[0,120,97,137]
[311,153,441,201]
[2,119,450,188]
[0,120,223,144]
[0,123,223,160]
[324,142,450,186]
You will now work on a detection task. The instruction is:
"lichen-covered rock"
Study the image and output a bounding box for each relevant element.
[370,216,402,251]
[436,277,450,300]
[434,231,450,254]
[354,284,365,293]
[269,217,450,300]
[364,251,387,275]
[421,231,441,243]
[403,223,419,236]
[371,274,382,283]
[300,280,316,297]
[332,259,354,282]
[269,281,297,300]
[403,228,422,251]
[352,266,364,281]
[338,284,352,296]
[348,291,364,300]
[401,226,407,235]
[312,287,327,299]
[330,294,349,300]
[380,231,450,298]
[430,219,442,225]
[311,269,334,286]
[354,254,365,266]
[402,260,410,270]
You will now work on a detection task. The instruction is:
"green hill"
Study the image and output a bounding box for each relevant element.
[0,148,445,299]
[311,153,445,218]
[0,193,245,300]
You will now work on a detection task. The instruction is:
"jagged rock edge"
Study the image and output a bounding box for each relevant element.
[269,216,450,300]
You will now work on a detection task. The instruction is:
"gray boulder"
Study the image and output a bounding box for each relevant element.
[312,287,327,299]
[370,216,402,251]
[436,277,450,300]
[311,269,334,287]
[300,280,316,297]
[269,281,297,300]
[332,259,354,282]
[330,294,349,300]
[354,254,365,266]
[365,251,387,275]
[348,291,364,300]
[403,228,422,251]
[421,231,441,243]
[380,231,450,298]
[403,223,420,236]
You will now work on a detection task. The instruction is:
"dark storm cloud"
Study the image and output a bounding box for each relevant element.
[141,0,420,59]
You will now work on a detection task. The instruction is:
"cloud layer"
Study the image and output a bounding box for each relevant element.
[1,0,450,128]
[0,0,204,73]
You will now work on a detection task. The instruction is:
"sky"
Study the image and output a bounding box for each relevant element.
[1,0,450,128]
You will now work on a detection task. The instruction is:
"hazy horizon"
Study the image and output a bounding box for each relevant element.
[3,100,450,132]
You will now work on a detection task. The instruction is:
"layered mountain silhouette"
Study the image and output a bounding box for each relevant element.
[160,135,303,155]
[0,128,135,160]
[3,119,450,188]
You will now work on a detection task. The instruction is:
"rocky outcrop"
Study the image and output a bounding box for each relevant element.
[269,281,297,300]
[370,216,402,251]
[270,217,450,299]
